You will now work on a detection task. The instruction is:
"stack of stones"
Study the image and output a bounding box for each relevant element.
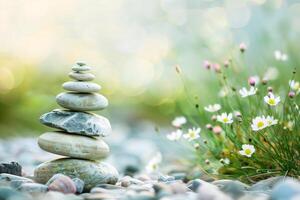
[34,61,118,192]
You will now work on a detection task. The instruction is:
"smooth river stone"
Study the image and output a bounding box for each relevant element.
[72,65,91,72]
[69,72,95,81]
[56,92,108,111]
[75,61,86,66]
[38,132,109,160]
[40,109,111,137]
[62,81,101,93]
[34,158,118,192]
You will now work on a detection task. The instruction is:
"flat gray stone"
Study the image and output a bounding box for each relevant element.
[212,179,249,199]
[38,191,83,200]
[249,176,285,193]
[34,158,118,192]
[63,81,101,93]
[40,109,111,137]
[0,174,30,182]
[38,132,110,160]
[0,174,33,188]
[56,92,108,111]
[18,183,48,193]
[0,187,32,200]
[195,179,232,200]
[270,178,300,200]
[69,72,95,81]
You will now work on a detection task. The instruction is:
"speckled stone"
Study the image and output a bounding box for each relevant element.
[56,92,108,111]
[34,158,118,192]
[38,132,109,160]
[40,109,111,137]
[0,162,22,176]
[69,72,95,81]
[62,81,101,93]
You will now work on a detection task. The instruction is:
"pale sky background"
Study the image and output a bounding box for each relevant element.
[0,0,299,97]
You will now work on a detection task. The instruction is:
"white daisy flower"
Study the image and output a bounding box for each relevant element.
[239,144,255,157]
[289,80,300,94]
[166,129,182,141]
[217,113,233,124]
[266,115,278,126]
[239,87,257,98]
[251,116,268,131]
[274,50,288,61]
[264,93,280,106]
[145,152,162,173]
[172,116,187,127]
[204,104,221,112]
[183,127,201,141]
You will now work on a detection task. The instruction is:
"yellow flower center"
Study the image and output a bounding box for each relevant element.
[190,132,195,138]
[245,149,252,155]
[257,121,265,128]
[268,98,275,105]
[223,118,229,123]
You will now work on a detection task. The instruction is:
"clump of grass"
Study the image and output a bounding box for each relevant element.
[166,44,299,183]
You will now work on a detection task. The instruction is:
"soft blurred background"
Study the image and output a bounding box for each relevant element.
[0,0,299,137]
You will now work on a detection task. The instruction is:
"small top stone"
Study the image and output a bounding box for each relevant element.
[72,63,91,72]
[76,61,86,66]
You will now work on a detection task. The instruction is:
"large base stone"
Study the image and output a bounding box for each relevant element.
[34,158,118,192]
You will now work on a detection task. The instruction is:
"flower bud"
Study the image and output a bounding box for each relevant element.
[248,77,256,86]
[262,79,268,85]
[205,159,210,165]
[224,60,229,68]
[213,126,223,135]
[206,124,213,130]
[267,87,273,92]
[289,91,295,98]
[203,60,211,70]
[239,42,247,53]
[234,111,242,118]
[211,115,217,121]
[175,65,181,74]
[212,63,221,73]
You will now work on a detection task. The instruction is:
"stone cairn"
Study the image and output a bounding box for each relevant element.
[34,61,118,192]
